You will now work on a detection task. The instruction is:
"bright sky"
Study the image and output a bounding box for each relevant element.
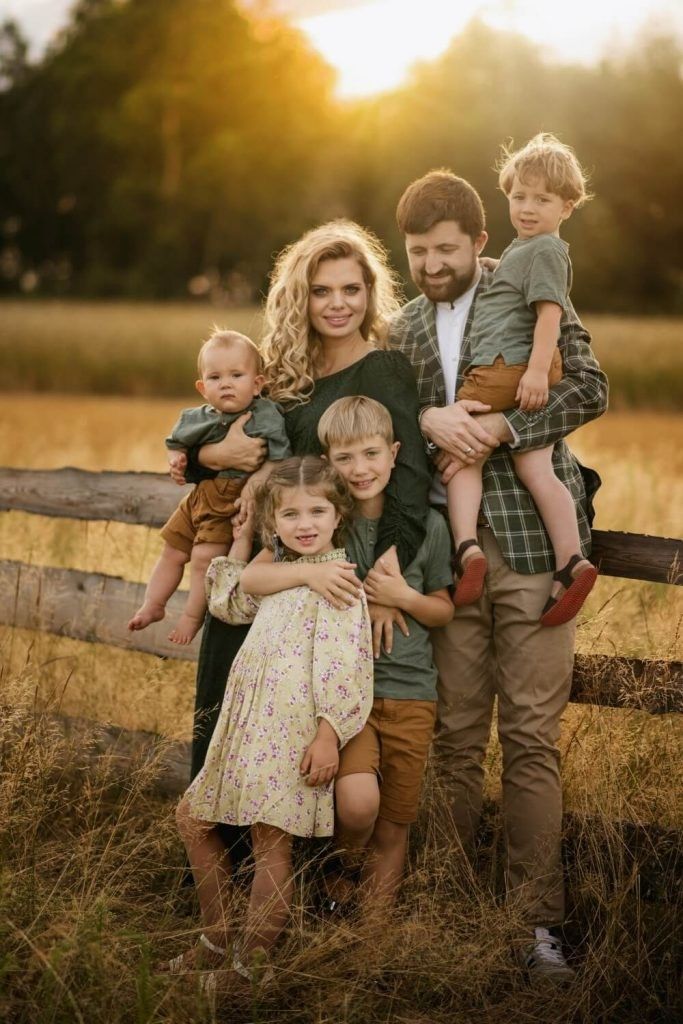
[299,0,683,97]
[2,0,682,98]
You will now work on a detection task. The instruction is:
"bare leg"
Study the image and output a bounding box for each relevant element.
[128,542,188,631]
[447,458,490,604]
[334,773,381,866]
[176,796,233,950]
[169,541,227,645]
[447,460,485,557]
[327,773,380,903]
[240,823,294,960]
[361,817,410,908]
[512,447,592,598]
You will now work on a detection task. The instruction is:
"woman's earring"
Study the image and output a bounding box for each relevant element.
[272,533,285,562]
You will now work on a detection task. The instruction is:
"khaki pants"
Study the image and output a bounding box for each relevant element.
[431,527,575,926]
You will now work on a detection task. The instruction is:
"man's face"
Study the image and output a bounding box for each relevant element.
[404,220,488,303]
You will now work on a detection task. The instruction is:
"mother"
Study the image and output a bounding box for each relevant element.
[184,219,431,778]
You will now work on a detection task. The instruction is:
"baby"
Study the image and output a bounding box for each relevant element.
[128,328,290,643]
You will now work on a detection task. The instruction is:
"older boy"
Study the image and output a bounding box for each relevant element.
[319,396,454,906]
[390,169,608,981]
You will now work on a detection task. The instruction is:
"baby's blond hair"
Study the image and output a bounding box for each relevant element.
[498,133,591,207]
[197,328,262,376]
[317,396,394,452]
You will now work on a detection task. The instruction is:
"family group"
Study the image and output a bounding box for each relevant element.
[128,133,608,994]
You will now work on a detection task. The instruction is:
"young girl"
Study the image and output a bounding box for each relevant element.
[170,456,373,986]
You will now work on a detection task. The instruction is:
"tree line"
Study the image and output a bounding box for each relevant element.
[1,0,681,312]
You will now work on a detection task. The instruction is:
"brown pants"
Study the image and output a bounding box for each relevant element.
[431,527,575,926]
[457,350,563,412]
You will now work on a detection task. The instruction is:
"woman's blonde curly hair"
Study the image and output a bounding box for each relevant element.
[261,220,403,406]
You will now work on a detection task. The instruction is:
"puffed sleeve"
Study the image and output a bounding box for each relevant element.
[311,592,374,748]
[357,350,432,570]
[205,557,261,625]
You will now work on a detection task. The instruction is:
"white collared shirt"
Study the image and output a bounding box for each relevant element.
[430,269,480,505]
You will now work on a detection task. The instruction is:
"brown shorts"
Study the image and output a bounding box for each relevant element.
[457,349,563,412]
[160,476,245,555]
[337,697,437,824]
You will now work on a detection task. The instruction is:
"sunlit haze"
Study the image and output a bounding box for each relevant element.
[2,0,681,97]
[298,0,683,97]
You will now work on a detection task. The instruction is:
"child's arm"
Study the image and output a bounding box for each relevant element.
[515,300,563,412]
[240,551,363,608]
[363,556,453,628]
[299,718,340,788]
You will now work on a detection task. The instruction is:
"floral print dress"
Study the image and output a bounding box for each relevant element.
[185,552,373,837]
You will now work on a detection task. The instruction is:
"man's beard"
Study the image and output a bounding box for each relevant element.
[416,262,477,303]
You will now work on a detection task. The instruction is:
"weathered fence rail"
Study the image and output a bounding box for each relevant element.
[1,466,681,718]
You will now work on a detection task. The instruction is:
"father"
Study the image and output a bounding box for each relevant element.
[389,171,608,982]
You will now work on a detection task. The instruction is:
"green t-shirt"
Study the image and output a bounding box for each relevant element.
[469,233,572,367]
[345,508,453,701]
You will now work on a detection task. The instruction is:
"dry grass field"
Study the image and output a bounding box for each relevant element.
[1,305,681,1022]
[1,300,682,408]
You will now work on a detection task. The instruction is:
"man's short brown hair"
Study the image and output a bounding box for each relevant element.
[396,170,486,239]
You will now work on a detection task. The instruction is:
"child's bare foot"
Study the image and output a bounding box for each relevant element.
[128,602,165,631]
[541,554,598,627]
[168,612,203,645]
[452,539,488,608]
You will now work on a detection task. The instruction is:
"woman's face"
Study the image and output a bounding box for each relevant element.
[308,257,369,345]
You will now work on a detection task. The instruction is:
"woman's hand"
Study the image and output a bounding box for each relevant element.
[168,449,188,486]
[305,561,362,609]
[199,412,267,473]
[300,720,339,787]
[228,501,256,561]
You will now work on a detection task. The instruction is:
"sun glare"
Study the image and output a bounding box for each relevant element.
[298,0,683,98]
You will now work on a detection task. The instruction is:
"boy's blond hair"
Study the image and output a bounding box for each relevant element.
[197,328,263,376]
[497,133,591,207]
[317,396,394,452]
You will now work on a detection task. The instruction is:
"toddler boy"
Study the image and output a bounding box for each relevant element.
[128,329,290,644]
[449,134,598,624]
[318,396,453,907]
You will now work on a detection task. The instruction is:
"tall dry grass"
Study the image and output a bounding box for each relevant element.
[1,665,680,1023]
[1,301,681,408]
[0,383,681,1019]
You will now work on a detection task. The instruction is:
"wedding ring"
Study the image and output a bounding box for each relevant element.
[465,446,474,455]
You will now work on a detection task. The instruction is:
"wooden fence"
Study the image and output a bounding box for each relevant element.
[2,466,681,715]
[3,465,681,896]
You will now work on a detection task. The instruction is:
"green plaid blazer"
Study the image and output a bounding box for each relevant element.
[389,269,609,574]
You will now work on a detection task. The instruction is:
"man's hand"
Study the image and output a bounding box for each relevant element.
[367,602,409,658]
[199,411,267,473]
[168,450,188,486]
[421,402,499,463]
[433,410,515,485]
[515,367,549,411]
